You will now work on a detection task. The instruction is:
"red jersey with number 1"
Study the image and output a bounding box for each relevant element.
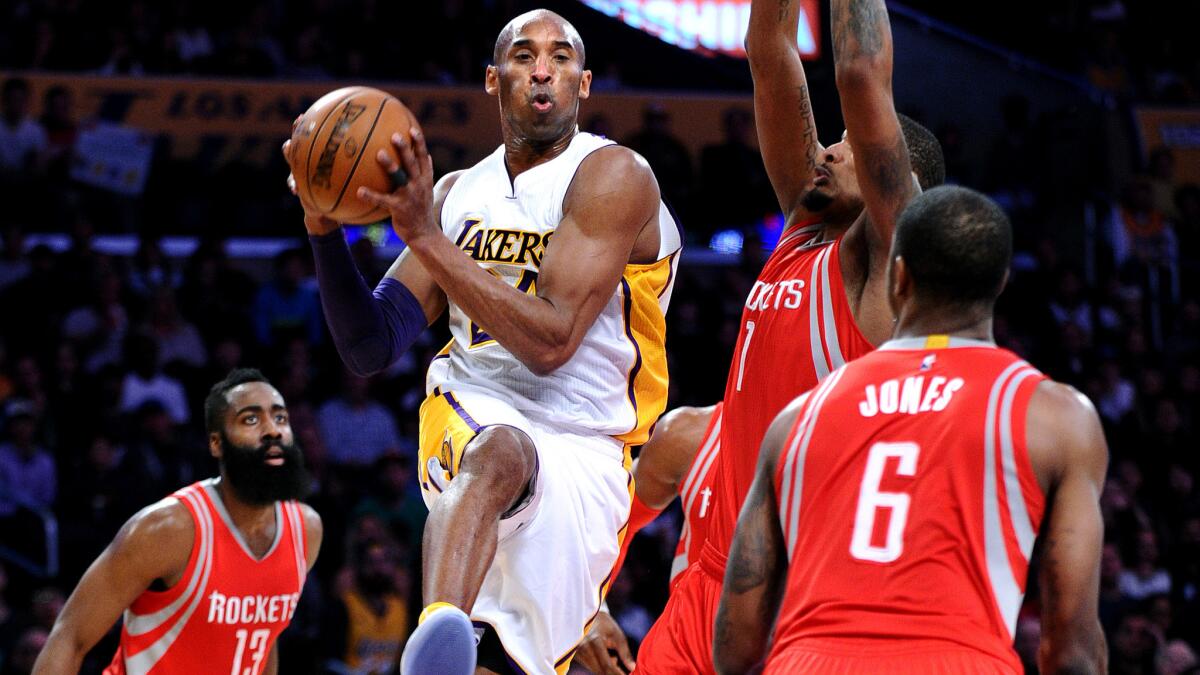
[668,402,723,587]
[105,479,309,675]
[766,337,1047,673]
[704,230,874,569]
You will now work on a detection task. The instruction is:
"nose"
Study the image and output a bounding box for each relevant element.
[824,145,839,164]
[531,56,552,85]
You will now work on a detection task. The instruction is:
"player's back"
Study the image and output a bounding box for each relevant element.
[767,337,1046,673]
[705,231,874,568]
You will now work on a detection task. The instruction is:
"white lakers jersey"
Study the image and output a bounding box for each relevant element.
[427,131,681,445]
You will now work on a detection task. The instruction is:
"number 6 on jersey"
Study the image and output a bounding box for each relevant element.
[850,442,920,563]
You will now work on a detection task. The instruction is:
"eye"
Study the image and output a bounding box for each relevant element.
[515,52,533,62]
[275,413,288,424]
[554,53,570,62]
[243,414,258,425]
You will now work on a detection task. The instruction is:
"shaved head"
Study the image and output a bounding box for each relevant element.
[493,9,586,66]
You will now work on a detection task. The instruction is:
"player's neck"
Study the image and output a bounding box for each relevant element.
[213,476,277,530]
[892,303,994,344]
[502,127,576,178]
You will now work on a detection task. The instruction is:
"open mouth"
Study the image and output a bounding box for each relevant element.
[264,448,285,466]
[532,93,554,113]
[813,165,832,187]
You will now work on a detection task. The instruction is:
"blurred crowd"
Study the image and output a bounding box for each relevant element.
[0,1,1198,674]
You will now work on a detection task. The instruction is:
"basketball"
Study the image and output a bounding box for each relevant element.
[287,86,420,224]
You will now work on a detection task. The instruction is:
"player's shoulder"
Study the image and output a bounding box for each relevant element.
[1026,380,1107,480]
[114,496,195,557]
[572,142,656,190]
[294,501,323,539]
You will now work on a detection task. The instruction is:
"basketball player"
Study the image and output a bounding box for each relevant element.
[714,186,1108,674]
[283,10,680,674]
[575,404,722,675]
[34,369,323,674]
[634,0,944,669]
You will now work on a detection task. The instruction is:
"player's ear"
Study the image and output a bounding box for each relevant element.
[888,254,911,316]
[578,69,592,100]
[485,65,500,96]
[998,267,1011,294]
[209,432,222,459]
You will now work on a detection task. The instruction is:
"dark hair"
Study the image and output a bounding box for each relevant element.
[893,185,1011,305]
[204,368,271,433]
[898,113,945,191]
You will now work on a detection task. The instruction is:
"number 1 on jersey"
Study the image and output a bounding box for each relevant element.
[850,442,920,563]
[735,320,756,391]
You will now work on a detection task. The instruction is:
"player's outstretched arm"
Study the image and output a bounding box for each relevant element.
[746,0,823,222]
[1027,383,1109,675]
[361,134,659,376]
[282,135,449,378]
[34,500,193,674]
[832,0,915,255]
[714,399,802,675]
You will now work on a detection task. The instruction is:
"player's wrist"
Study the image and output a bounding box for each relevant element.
[303,211,342,236]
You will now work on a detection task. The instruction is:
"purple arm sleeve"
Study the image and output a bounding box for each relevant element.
[309,231,427,376]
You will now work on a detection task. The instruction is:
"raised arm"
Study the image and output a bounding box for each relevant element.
[1026,382,1109,675]
[746,0,823,222]
[284,136,450,378]
[360,132,659,376]
[714,396,805,675]
[832,0,915,255]
[35,500,193,674]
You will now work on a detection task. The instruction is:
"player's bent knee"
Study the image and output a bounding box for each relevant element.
[459,425,537,505]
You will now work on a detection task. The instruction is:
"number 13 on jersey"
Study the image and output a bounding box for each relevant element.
[850,442,920,563]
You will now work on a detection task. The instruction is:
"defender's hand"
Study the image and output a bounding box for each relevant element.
[575,611,635,674]
[356,128,439,245]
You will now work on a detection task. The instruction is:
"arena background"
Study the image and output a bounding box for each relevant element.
[0,0,1197,672]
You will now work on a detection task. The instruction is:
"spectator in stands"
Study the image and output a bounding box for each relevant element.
[1120,530,1172,600]
[1110,612,1157,675]
[253,248,322,347]
[37,86,76,178]
[116,334,189,425]
[353,454,426,555]
[0,400,54,516]
[625,103,693,216]
[0,78,46,175]
[326,539,410,674]
[142,287,206,370]
[698,107,772,239]
[1158,640,1198,675]
[1,627,47,675]
[128,236,182,297]
[61,270,129,374]
[0,226,29,292]
[317,370,402,467]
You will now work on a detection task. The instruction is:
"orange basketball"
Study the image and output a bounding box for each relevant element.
[287,86,420,224]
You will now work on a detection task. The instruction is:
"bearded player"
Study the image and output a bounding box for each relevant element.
[634,0,943,670]
[715,186,1107,674]
[34,369,323,674]
[286,9,680,674]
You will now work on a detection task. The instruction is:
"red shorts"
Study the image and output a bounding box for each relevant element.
[765,641,1021,675]
[635,561,721,675]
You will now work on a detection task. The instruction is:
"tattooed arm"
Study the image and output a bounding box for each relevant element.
[714,396,807,675]
[1026,382,1108,675]
[832,0,915,259]
[746,0,823,224]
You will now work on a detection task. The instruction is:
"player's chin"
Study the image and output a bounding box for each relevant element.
[800,185,836,213]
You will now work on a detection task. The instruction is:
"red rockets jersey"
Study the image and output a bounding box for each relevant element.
[767,337,1047,670]
[105,480,309,675]
[704,228,875,568]
[668,403,723,588]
